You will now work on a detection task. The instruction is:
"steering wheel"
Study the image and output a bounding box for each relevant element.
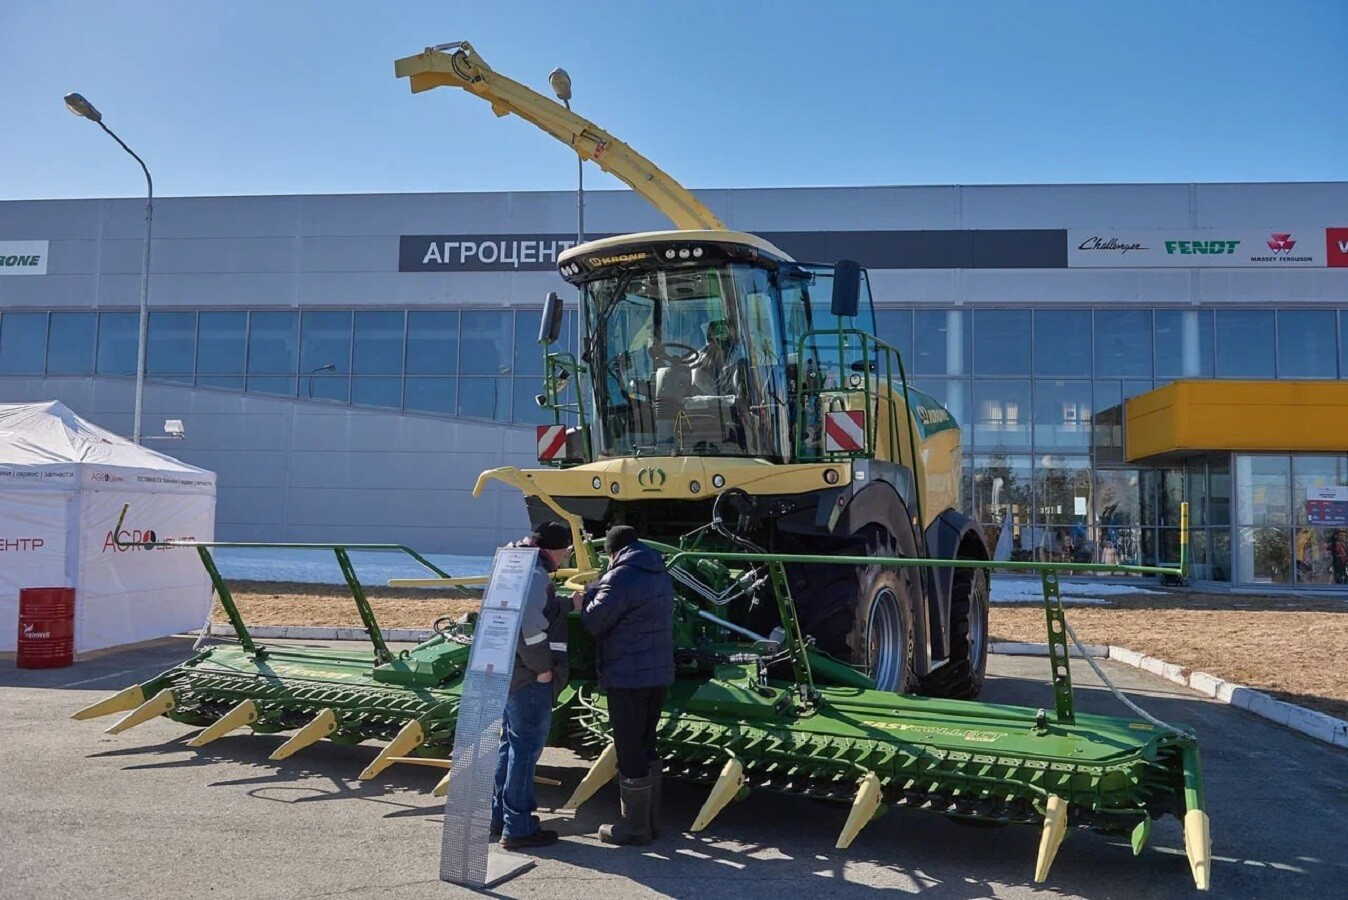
[651,341,701,366]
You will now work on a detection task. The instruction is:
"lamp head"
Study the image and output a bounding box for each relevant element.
[64,93,102,123]
[548,68,572,103]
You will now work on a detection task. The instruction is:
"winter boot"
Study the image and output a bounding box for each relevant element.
[648,760,664,839]
[598,775,653,846]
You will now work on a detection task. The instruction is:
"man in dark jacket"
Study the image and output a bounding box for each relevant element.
[491,521,572,851]
[576,525,675,845]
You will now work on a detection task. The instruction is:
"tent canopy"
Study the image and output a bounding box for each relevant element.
[0,401,214,494]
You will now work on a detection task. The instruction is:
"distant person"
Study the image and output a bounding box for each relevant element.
[490,521,572,851]
[1329,530,1348,585]
[576,525,675,845]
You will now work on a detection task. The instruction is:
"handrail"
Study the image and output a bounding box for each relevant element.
[793,326,924,525]
[110,504,457,662]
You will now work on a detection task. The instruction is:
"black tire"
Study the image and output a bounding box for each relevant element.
[919,567,989,699]
[844,530,917,694]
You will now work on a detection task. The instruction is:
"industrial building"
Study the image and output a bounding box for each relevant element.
[1,181,1345,589]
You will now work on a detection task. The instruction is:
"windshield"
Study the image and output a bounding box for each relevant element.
[584,263,791,459]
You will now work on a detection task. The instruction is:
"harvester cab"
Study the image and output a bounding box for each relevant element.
[526,228,985,697]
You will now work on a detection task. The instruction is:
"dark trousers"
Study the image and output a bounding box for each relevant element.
[607,685,667,779]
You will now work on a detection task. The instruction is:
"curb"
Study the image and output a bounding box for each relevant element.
[209,627,1348,752]
[991,640,1348,751]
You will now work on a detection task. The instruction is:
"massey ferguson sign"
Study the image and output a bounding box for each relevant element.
[1069,229,1330,267]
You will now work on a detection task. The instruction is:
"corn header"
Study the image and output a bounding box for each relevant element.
[75,502,1209,890]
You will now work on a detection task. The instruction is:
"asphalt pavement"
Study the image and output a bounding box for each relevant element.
[1,638,1344,900]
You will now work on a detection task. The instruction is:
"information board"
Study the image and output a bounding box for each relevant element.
[439,546,538,887]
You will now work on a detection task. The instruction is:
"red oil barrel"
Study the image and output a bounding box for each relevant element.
[17,587,75,669]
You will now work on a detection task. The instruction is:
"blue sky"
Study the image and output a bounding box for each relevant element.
[2,1,1344,200]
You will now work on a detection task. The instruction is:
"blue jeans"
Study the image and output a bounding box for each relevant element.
[491,680,553,839]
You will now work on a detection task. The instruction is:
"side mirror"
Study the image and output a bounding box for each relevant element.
[830,260,860,318]
[539,291,564,345]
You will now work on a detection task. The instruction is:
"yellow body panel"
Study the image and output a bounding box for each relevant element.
[503,457,853,502]
[1126,380,1348,461]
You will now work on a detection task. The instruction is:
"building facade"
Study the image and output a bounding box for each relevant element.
[1,183,1345,587]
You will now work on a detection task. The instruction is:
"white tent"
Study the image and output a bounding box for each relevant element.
[0,401,216,654]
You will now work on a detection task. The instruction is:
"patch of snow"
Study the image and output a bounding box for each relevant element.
[991,577,1162,605]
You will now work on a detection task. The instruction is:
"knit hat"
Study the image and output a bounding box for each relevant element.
[531,521,572,551]
[604,525,639,555]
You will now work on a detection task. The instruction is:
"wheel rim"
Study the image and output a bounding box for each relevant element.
[968,576,988,665]
[867,587,906,691]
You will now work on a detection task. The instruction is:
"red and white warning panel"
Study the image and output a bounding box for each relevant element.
[536,424,568,462]
[824,410,866,453]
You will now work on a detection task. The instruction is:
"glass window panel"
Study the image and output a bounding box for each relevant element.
[96,311,138,376]
[147,311,196,383]
[1095,310,1152,377]
[460,311,512,376]
[406,311,458,375]
[46,312,94,375]
[1185,460,1209,527]
[514,308,577,378]
[909,378,970,429]
[351,376,402,409]
[1034,454,1092,534]
[1122,380,1153,399]
[304,374,349,403]
[971,380,1031,451]
[196,375,244,390]
[247,311,298,375]
[1186,528,1212,580]
[1277,310,1337,378]
[1033,380,1092,451]
[1298,526,1348,585]
[971,454,1033,561]
[1238,526,1292,583]
[404,377,457,415]
[1092,381,1123,462]
[457,376,511,420]
[0,312,47,375]
[1209,455,1231,526]
[1341,312,1348,378]
[973,310,1031,376]
[197,311,247,375]
[912,310,969,376]
[1211,528,1232,582]
[1155,309,1213,379]
[512,379,554,426]
[1292,455,1348,526]
[1095,469,1142,566]
[353,311,405,375]
[300,310,352,376]
[874,309,914,373]
[1236,454,1290,526]
[1033,310,1092,376]
[1215,310,1274,378]
[245,375,296,397]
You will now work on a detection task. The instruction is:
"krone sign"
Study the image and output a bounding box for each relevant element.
[0,241,49,275]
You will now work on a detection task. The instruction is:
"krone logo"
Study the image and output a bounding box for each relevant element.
[637,466,667,491]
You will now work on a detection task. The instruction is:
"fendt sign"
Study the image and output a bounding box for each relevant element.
[0,241,48,275]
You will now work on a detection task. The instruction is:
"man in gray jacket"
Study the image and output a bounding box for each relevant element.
[491,521,572,851]
[577,525,675,845]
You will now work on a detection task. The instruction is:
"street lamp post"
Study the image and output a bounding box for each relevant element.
[64,92,153,444]
[547,69,584,245]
